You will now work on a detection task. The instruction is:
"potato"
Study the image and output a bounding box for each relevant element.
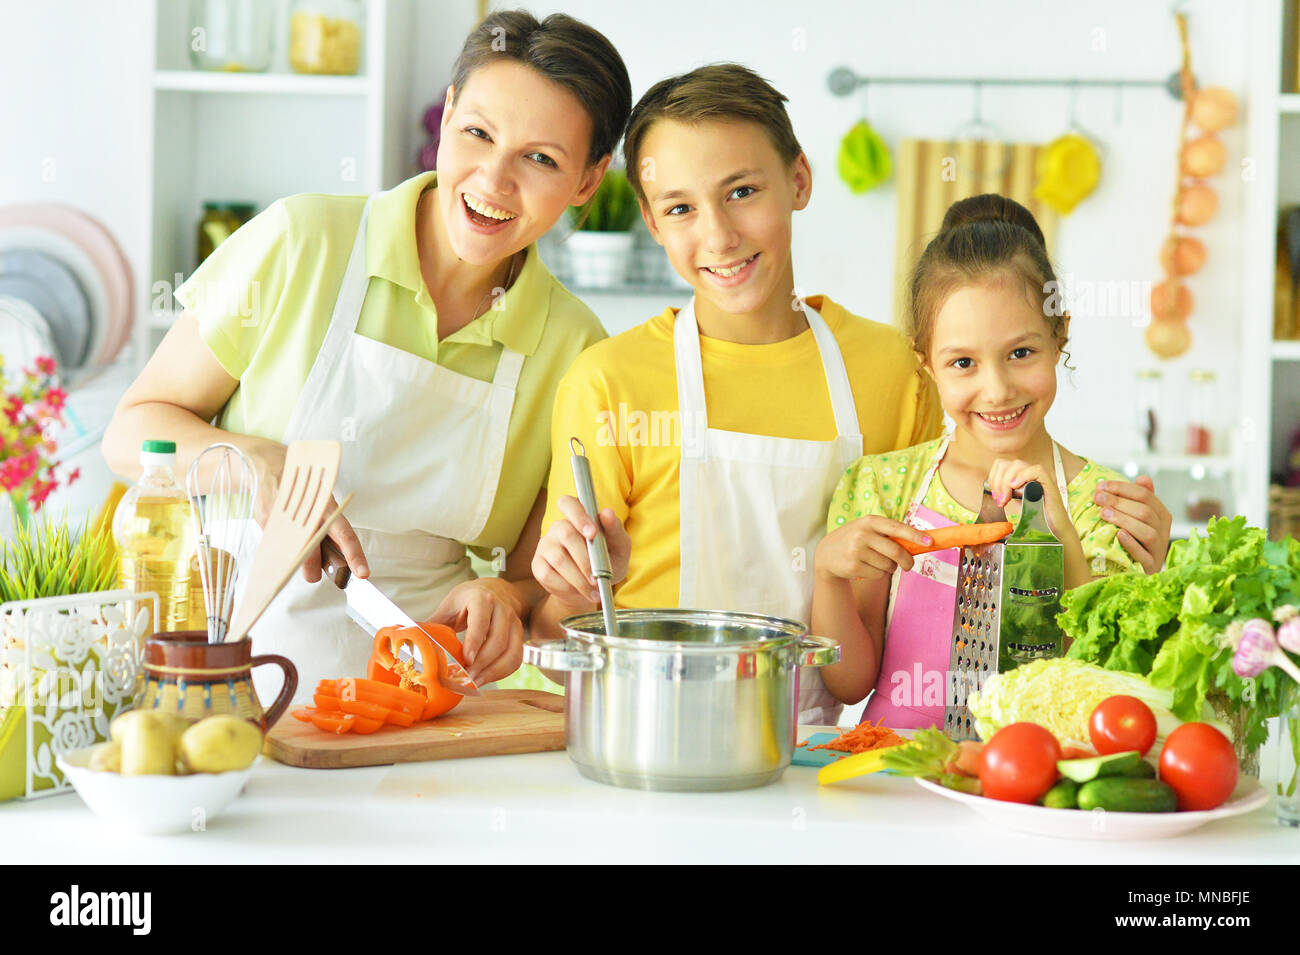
[87,740,121,773]
[116,712,177,776]
[178,715,263,774]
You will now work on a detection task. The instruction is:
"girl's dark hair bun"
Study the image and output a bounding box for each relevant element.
[939,193,1046,250]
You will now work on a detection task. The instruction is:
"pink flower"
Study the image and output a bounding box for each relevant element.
[66,466,81,486]
[34,355,56,376]
[28,477,56,511]
[44,387,66,412]
[3,395,22,425]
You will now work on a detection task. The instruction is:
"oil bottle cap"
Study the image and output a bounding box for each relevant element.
[142,440,177,454]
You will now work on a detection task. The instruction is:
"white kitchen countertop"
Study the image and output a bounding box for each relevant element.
[4,729,1295,864]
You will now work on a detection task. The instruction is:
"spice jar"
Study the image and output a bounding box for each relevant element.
[289,0,364,76]
[1186,369,1216,455]
[189,0,274,72]
[1134,368,1162,455]
[198,202,256,268]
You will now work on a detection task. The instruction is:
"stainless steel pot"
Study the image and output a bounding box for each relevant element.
[522,609,840,792]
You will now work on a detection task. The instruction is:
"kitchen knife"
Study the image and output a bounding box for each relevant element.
[320,538,480,697]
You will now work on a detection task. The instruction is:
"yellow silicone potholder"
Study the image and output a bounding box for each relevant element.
[1033,132,1102,215]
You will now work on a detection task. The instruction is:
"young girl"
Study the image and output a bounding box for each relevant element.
[811,194,1137,729]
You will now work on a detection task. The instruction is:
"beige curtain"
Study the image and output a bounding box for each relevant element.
[893,138,1058,328]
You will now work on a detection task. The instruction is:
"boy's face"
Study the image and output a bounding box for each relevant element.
[924,276,1064,459]
[437,60,607,266]
[638,119,810,317]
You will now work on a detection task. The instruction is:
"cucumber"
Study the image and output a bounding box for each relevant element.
[1126,759,1157,779]
[1042,777,1079,809]
[1056,751,1144,783]
[1076,778,1179,813]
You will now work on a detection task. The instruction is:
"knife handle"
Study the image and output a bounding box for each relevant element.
[320,536,352,589]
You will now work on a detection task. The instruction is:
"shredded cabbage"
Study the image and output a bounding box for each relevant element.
[966,658,1224,749]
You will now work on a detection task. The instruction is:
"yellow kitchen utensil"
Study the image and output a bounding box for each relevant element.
[817,741,910,785]
[1033,132,1101,215]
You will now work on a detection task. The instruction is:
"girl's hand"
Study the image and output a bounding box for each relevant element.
[1094,475,1172,574]
[531,495,631,606]
[814,516,929,582]
[987,459,1076,543]
[425,578,526,685]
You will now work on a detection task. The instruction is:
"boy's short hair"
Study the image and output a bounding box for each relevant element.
[623,64,803,205]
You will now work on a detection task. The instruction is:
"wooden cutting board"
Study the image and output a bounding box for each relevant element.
[264,689,567,769]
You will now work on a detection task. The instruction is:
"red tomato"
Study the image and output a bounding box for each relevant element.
[978,723,1062,804]
[1089,695,1158,757]
[1158,722,1238,811]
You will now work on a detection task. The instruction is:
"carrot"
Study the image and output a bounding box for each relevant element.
[808,719,905,754]
[893,521,1014,556]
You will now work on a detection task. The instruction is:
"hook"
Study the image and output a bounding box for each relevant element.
[1067,80,1080,128]
[857,77,870,119]
[972,81,984,124]
[1113,82,1123,124]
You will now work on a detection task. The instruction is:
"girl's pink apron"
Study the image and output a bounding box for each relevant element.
[862,436,1067,728]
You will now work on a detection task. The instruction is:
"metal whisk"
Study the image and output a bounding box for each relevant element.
[186,443,258,644]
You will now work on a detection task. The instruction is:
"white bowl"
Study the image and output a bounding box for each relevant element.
[56,747,257,835]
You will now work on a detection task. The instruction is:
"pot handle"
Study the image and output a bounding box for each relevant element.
[799,635,841,668]
[522,638,605,672]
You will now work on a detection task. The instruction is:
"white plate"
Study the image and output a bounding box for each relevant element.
[0,293,57,370]
[915,776,1269,841]
[0,226,110,369]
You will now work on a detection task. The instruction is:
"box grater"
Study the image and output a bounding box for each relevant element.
[945,480,1065,740]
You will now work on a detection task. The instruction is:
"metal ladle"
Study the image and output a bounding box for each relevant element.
[569,437,618,639]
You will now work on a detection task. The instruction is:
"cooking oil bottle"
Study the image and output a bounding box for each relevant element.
[113,440,196,635]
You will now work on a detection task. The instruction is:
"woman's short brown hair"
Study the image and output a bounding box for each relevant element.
[450,10,631,166]
[623,64,803,205]
[909,194,1068,363]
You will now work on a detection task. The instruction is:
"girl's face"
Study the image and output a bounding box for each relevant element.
[437,60,608,265]
[924,275,1063,458]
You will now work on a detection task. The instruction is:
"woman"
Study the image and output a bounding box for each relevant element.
[104,11,632,695]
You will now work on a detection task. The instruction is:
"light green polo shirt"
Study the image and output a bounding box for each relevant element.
[175,171,607,561]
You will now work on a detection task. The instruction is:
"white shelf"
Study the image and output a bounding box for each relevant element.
[1281,93,1300,113]
[1117,454,1235,474]
[153,69,372,96]
[1273,339,1300,360]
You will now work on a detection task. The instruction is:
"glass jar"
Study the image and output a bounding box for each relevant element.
[1186,368,1216,455]
[197,202,256,268]
[289,0,364,76]
[189,0,274,73]
[1134,368,1162,455]
[1278,692,1300,827]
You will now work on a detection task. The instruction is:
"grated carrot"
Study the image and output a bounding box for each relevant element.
[808,719,905,754]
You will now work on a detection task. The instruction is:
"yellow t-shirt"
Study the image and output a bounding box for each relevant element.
[827,437,1139,576]
[543,296,945,608]
[174,171,607,560]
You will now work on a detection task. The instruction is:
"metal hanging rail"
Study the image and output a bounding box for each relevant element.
[826,66,1181,99]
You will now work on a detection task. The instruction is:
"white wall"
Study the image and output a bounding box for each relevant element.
[0,0,1261,528]
[513,0,1253,469]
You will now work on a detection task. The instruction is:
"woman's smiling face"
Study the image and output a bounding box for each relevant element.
[926,274,1064,457]
[437,59,606,264]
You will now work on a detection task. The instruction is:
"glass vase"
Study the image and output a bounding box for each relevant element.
[1278,699,1300,827]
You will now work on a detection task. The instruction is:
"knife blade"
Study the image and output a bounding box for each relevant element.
[320,538,480,697]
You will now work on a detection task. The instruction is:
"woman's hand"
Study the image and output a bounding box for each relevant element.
[1094,475,1171,574]
[814,515,927,582]
[531,495,631,606]
[987,459,1076,543]
[425,578,527,685]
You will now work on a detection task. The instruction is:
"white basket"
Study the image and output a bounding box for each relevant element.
[0,589,155,800]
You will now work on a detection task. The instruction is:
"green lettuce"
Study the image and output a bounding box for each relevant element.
[1058,516,1300,749]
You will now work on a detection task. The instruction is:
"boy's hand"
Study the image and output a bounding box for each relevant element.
[814,515,928,582]
[987,459,1076,543]
[531,495,631,606]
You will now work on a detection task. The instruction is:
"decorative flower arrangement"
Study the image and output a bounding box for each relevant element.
[1225,608,1300,800]
[0,353,78,524]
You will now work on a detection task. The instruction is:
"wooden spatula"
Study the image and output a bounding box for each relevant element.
[226,440,341,643]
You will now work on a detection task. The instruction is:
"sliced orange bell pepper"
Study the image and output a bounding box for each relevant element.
[368,623,467,721]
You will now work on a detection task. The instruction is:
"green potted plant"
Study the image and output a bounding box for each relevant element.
[566,168,639,289]
[0,505,146,801]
